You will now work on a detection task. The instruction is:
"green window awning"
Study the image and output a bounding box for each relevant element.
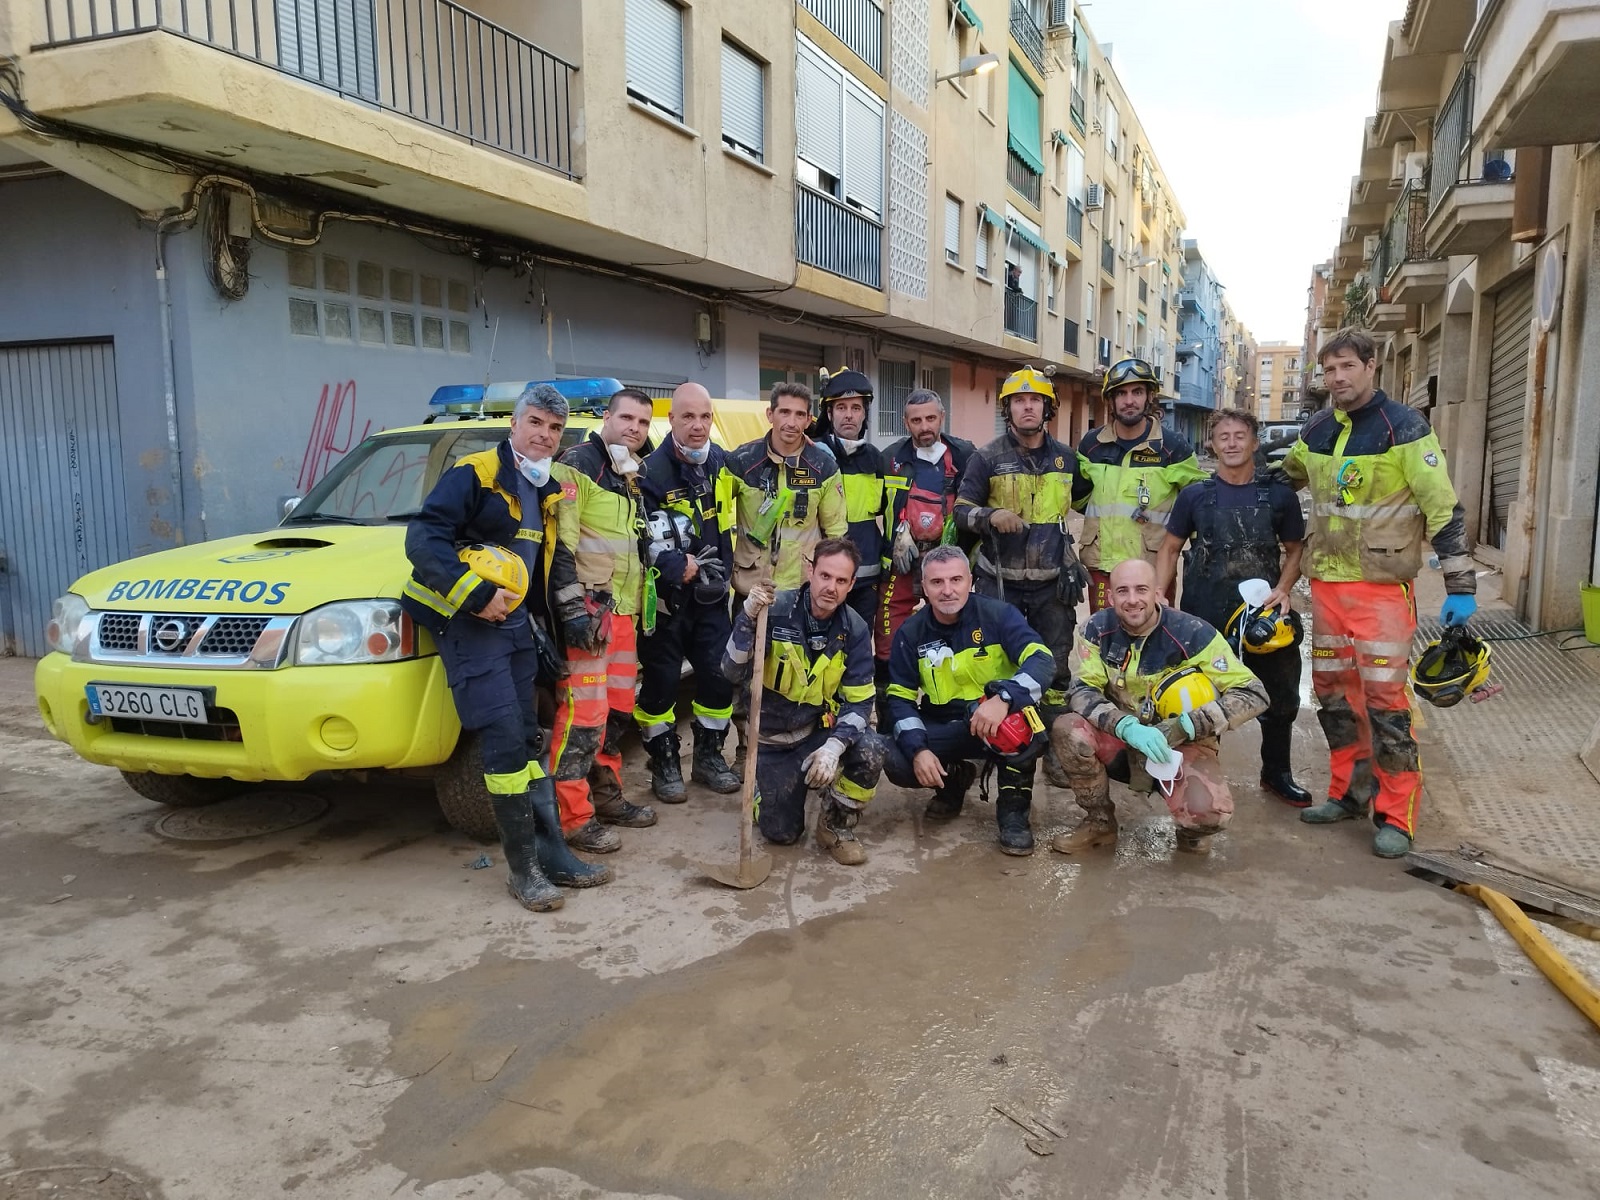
[1050,128,1069,147]
[980,205,1005,230]
[1006,60,1045,176]
[1007,220,1050,255]
[953,0,982,32]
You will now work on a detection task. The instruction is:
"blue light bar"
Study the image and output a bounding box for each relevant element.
[481,377,627,405]
[428,384,486,408]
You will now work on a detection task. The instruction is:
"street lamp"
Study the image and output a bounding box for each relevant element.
[935,53,1000,84]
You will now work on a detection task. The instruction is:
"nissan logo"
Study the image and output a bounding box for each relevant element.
[153,619,189,653]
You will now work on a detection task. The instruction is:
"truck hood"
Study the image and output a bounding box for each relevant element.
[73,525,411,615]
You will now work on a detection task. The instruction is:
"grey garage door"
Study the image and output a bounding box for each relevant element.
[1484,273,1534,548]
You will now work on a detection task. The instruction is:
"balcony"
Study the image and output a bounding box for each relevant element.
[1476,1,1600,147]
[31,0,577,177]
[1006,147,1042,208]
[1097,337,1112,369]
[1010,1,1047,76]
[1004,290,1038,342]
[796,183,883,290]
[1070,85,1086,135]
[1378,184,1449,305]
[1100,239,1116,279]
[799,0,884,75]
[1065,201,1084,250]
[1370,302,1410,333]
[1424,67,1515,256]
[1064,318,1080,358]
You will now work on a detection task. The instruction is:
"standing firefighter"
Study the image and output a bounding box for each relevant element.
[1281,328,1476,858]
[812,369,886,628]
[634,382,742,802]
[954,367,1084,718]
[1075,357,1205,611]
[1051,560,1268,856]
[1156,409,1312,807]
[401,383,610,912]
[722,539,889,865]
[550,388,658,852]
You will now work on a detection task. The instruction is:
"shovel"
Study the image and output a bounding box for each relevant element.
[700,603,774,889]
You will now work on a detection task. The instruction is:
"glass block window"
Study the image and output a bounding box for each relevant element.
[284,247,471,352]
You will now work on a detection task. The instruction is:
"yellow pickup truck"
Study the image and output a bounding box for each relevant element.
[34,378,769,838]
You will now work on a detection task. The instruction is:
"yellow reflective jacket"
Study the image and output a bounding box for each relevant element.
[1074,419,1205,572]
[727,436,849,593]
[954,431,1080,582]
[557,434,645,616]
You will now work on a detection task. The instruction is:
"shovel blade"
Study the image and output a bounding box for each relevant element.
[698,852,774,890]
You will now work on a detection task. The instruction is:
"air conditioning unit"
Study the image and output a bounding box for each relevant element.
[1389,139,1416,185]
[1363,234,1380,259]
[1403,151,1428,187]
[1086,183,1103,209]
[1047,0,1071,30]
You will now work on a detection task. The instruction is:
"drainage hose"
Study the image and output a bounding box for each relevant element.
[1456,883,1600,1033]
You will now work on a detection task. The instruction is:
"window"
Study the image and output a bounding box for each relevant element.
[1047,262,1059,313]
[1085,285,1095,330]
[626,0,685,121]
[721,39,765,161]
[977,42,995,115]
[1006,59,1045,184]
[1065,139,1085,245]
[1104,101,1120,165]
[976,220,991,278]
[287,249,470,353]
[796,37,885,219]
[944,195,962,265]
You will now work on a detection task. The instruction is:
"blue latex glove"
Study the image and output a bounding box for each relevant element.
[1178,713,1196,740]
[1440,594,1477,627]
[1116,715,1174,764]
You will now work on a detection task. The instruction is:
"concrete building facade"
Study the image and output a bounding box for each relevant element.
[1254,343,1302,423]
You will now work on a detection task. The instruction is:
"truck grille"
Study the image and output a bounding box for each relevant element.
[110,705,243,742]
[88,612,295,669]
[199,617,272,655]
[98,612,142,652]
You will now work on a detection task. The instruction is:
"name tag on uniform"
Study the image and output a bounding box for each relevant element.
[789,469,818,488]
[1129,451,1162,466]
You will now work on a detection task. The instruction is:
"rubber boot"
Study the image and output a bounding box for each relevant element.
[1175,827,1214,856]
[589,763,657,828]
[1050,772,1118,854]
[489,792,564,911]
[995,780,1035,856]
[1260,767,1313,808]
[644,729,688,803]
[924,760,976,822]
[1300,797,1366,824]
[1373,823,1413,859]
[816,799,868,866]
[528,779,612,887]
[690,724,741,794]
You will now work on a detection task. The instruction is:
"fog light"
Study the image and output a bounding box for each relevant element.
[318,716,358,752]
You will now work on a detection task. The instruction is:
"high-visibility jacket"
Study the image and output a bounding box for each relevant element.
[819,435,886,584]
[727,435,848,594]
[954,431,1081,583]
[884,593,1054,756]
[1068,606,1267,736]
[558,432,646,616]
[1074,419,1205,571]
[721,586,876,744]
[881,434,977,567]
[1281,390,1475,593]
[636,435,737,603]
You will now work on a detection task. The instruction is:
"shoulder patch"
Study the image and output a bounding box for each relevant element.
[1424,451,1439,467]
[560,480,578,502]
[1212,656,1228,671]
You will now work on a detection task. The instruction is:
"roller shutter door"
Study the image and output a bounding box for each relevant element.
[1484,273,1534,547]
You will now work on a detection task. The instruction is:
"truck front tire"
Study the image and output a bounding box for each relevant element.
[435,732,498,842]
[120,771,239,808]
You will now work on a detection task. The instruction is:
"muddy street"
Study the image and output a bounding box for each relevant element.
[2,657,1598,1200]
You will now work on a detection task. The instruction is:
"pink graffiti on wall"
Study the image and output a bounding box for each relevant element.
[297,380,370,492]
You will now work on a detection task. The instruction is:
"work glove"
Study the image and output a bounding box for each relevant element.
[563,613,605,653]
[988,508,1026,535]
[693,550,729,603]
[1440,594,1477,627]
[890,521,920,576]
[743,581,776,620]
[1115,715,1174,765]
[802,738,847,789]
[1168,701,1229,741]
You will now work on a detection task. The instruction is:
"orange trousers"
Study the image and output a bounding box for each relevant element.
[551,616,638,832]
[1309,580,1421,834]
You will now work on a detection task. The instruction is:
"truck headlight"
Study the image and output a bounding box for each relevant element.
[292,601,416,665]
[46,594,94,655]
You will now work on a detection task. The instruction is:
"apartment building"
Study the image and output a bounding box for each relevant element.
[1173,239,1229,442]
[1300,259,1334,411]
[1317,0,1600,631]
[0,0,1190,653]
[1254,343,1301,423]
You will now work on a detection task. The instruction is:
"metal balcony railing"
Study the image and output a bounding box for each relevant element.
[1066,200,1083,247]
[796,183,883,289]
[1096,337,1112,368]
[1063,318,1079,357]
[1427,64,1513,219]
[1009,1,1046,75]
[799,0,883,75]
[1374,183,1433,288]
[1004,290,1038,341]
[34,0,578,176]
[1101,239,1116,277]
[1006,147,1042,207]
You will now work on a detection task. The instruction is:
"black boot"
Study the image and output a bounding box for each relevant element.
[924,760,976,821]
[996,777,1035,856]
[1260,767,1312,808]
[527,777,612,888]
[489,792,564,911]
[690,724,741,794]
[644,729,688,803]
[589,762,658,827]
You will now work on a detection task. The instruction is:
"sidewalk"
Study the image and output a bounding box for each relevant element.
[1410,559,1600,899]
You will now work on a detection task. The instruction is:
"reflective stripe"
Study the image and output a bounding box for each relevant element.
[1310,635,1349,650]
[895,716,927,735]
[578,535,634,556]
[975,553,1060,582]
[635,704,675,726]
[445,568,482,610]
[527,760,547,781]
[692,701,734,722]
[1358,665,1409,683]
[1354,639,1411,658]
[1083,502,1142,518]
[1007,673,1043,703]
[840,682,876,704]
[856,562,882,579]
[402,578,454,616]
[886,683,920,702]
[1437,554,1474,575]
[836,711,867,732]
[835,775,875,803]
[726,645,752,664]
[484,767,532,795]
[1311,502,1422,520]
[1311,658,1351,673]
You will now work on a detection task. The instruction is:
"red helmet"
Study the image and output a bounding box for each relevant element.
[983,706,1048,768]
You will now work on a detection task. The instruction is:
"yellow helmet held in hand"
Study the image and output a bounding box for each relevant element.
[457,544,528,612]
[1150,665,1220,721]
[1226,603,1296,654]
[1411,627,1491,707]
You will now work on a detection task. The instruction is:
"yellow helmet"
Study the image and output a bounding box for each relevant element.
[1150,666,1220,721]
[999,366,1055,402]
[1411,627,1491,707]
[1225,603,1296,654]
[457,544,528,612]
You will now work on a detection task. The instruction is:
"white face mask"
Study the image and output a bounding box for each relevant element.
[515,450,551,486]
[608,442,641,476]
[835,436,870,455]
[675,436,709,465]
[915,442,945,463]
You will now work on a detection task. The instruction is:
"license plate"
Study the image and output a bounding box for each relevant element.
[87,682,208,725]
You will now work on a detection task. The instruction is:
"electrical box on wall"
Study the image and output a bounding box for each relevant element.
[695,312,713,345]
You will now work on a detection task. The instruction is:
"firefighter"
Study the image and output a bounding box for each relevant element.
[550,388,657,852]
[1050,559,1269,857]
[722,538,888,865]
[1280,328,1476,858]
[402,382,611,911]
[883,546,1056,855]
[1074,357,1205,612]
[954,367,1084,720]
[811,369,886,628]
[634,382,742,802]
[1155,408,1312,807]
[876,388,976,723]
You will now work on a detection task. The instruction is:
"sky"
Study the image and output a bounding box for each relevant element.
[1081,0,1399,343]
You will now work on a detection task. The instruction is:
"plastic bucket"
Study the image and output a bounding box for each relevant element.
[1582,584,1600,645]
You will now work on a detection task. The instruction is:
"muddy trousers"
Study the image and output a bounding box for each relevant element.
[551,617,639,832]
[754,727,888,844]
[883,724,1038,823]
[1309,580,1420,835]
[1245,634,1304,775]
[635,596,734,741]
[973,573,1073,711]
[1051,714,1233,832]
[434,613,548,797]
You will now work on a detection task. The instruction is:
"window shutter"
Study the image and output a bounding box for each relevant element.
[796,42,844,181]
[944,196,961,261]
[976,224,990,275]
[721,41,765,159]
[843,83,885,217]
[626,0,684,119]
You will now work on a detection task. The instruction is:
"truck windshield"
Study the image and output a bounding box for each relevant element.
[286,427,503,525]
